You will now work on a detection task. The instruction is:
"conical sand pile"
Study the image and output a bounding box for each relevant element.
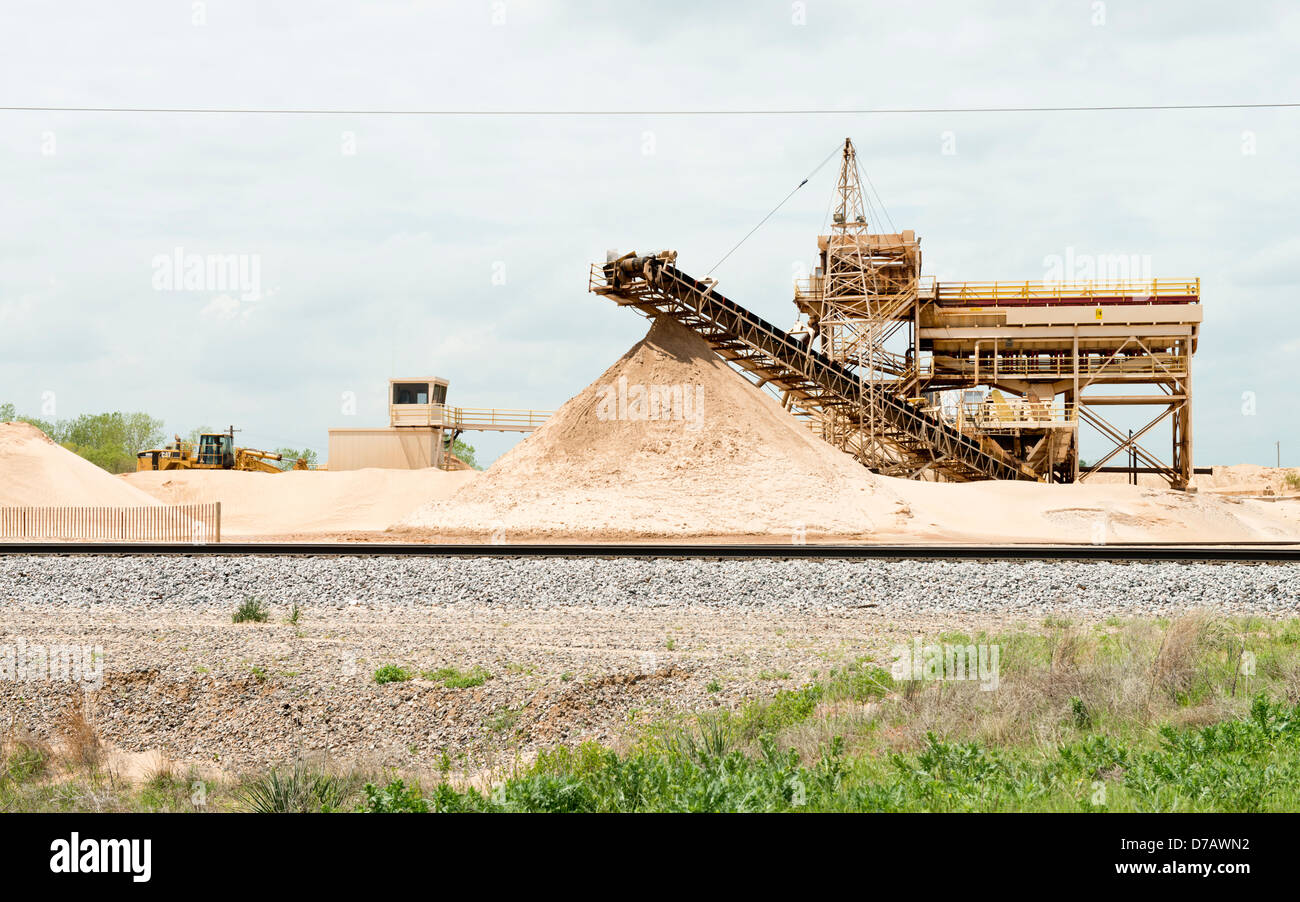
[402,316,891,538]
[0,422,162,507]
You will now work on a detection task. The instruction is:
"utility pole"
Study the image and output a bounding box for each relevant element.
[1277,441,1281,468]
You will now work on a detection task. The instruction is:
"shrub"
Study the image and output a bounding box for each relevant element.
[237,762,355,813]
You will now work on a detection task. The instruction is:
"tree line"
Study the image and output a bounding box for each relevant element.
[2,403,319,474]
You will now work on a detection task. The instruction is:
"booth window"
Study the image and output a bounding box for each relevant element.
[393,383,430,405]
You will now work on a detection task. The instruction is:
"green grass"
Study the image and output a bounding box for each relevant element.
[486,706,523,735]
[373,665,413,685]
[231,597,269,623]
[421,666,491,688]
[345,694,1300,813]
[10,614,1300,814]
[344,614,1300,812]
[3,740,49,784]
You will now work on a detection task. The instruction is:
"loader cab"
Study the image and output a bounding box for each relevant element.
[135,444,187,471]
[197,432,236,468]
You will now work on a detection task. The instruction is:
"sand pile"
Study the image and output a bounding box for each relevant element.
[0,422,162,508]
[124,467,477,535]
[402,316,891,538]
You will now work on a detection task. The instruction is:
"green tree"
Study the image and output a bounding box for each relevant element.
[1,401,61,439]
[449,438,480,469]
[271,447,319,471]
[60,412,166,474]
[3,403,163,473]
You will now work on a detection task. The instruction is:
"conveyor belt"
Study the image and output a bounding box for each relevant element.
[591,253,1035,482]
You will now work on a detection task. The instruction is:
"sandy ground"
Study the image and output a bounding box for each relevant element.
[878,478,1300,544]
[122,468,477,535]
[1092,464,1300,497]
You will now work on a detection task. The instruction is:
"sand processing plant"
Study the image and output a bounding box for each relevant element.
[592,139,1201,488]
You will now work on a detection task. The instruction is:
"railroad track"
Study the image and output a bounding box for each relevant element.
[1,542,1298,562]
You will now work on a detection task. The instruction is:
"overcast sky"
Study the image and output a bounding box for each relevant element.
[1,0,1297,468]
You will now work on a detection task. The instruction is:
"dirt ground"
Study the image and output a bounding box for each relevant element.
[0,601,1024,778]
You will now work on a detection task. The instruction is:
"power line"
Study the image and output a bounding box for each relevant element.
[706,142,841,277]
[0,102,1297,116]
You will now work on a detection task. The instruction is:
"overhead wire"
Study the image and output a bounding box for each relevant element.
[706,142,842,277]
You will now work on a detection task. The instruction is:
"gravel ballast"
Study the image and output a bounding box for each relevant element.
[1,555,1297,774]
[1,555,1298,617]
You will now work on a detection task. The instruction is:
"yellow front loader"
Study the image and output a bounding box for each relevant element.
[135,426,308,473]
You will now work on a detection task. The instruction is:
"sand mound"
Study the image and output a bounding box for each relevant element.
[402,315,891,538]
[0,422,162,508]
[124,467,478,535]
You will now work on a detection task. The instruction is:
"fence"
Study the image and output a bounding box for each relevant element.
[0,502,221,542]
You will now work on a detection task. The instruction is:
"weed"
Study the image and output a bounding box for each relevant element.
[2,732,50,784]
[374,665,413,685]
[57,703,102,774]
[232,597,269,624]
[361,779,428,812]
[486,706,523,735]
[237,760,357,813]
[422,666,491,688]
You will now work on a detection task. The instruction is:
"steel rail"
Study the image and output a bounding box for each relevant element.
[1,542,1297,562]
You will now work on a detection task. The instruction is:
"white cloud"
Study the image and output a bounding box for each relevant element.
[0,1,1296,466]
[199,294,255,324]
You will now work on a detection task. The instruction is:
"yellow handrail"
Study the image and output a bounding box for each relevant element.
[447,407,551,429]
[936,278,1199,304]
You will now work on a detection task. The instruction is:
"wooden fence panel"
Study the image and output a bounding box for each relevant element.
[0,502,221,542]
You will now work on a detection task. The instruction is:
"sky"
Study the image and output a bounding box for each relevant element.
[1,0,1297,468]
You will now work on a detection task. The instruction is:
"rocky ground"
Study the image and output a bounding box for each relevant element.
[1,555,1297,777]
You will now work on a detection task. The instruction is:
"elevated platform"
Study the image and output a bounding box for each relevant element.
[390,404,550,432]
